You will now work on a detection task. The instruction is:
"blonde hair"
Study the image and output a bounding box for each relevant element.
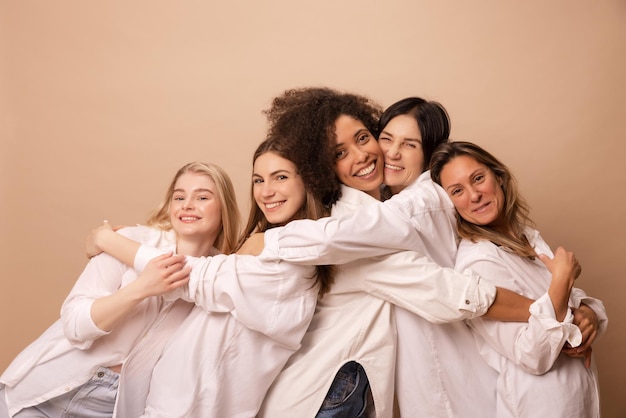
[146,162,240,255]
[430,141,536,258]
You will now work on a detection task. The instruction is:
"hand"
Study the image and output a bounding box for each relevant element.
[237,232,266,256]
[538,246,581,287]
[134,252,191,297]
[561,304,599,369]
[86,221,113,258]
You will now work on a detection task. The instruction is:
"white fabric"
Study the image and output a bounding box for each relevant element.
[258,185,497,418]
[0,226,193,418]
[455,229,608,418]
[133,245,318,417]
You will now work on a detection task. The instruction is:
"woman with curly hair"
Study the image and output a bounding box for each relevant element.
[80,133,339,417]
[249,87,536,418]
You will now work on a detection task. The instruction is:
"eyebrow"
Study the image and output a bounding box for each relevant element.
[379,130,421,143]
[173,188,214,194]
[252,169,293,178]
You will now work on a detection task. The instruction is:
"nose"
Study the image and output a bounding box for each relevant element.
[182,198,195,210]
[385,142,401,159]
[469,187,482,202]
[354,147,368,163]
[260,182,275,198]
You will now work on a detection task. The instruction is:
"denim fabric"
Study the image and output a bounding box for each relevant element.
[315,361,371,418]
[12,367,119,418]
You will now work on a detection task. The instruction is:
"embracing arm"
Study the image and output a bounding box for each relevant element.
[87,221,142,267]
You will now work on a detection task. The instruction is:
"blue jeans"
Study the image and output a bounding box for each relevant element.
[316,361,371,418]
[12,367,119,418]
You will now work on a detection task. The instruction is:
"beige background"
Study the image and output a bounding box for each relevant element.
[1,1,624,416]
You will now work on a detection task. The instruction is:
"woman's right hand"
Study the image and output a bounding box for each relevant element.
[134,252,191,297]
[538,247,581,321]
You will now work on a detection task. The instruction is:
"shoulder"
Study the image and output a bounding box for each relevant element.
[456,238,502,268]
[331,185,379,216]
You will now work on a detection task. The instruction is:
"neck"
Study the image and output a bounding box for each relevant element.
[176,235,217,257]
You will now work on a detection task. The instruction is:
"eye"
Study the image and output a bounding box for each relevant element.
[404,142,417,149]
[473,174,485,183]
[450,188,463,197]
[276,174,288,181]
[357,133,371,144]
[173,195,185,201]
[378,136,391,144]
[253,178,263,185]
[197,195,209,201]
[335,149,346,160]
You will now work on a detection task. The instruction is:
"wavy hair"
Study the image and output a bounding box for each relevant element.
[430,141,536,258]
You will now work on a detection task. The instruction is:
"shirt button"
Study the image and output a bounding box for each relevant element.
[465,300,470,305]
[97,371,105,378]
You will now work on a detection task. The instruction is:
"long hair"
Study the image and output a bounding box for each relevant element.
[430,141,536,258]
[146,162,241,255]
[378,96,451,170]
[238,135,336,296]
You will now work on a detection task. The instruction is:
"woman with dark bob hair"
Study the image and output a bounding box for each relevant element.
[430,141,607,417]
[250,87,537,418]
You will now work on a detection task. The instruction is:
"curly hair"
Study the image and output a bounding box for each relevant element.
[264,87,383,206]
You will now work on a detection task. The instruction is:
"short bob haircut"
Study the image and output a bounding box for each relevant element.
[430,141,536,258]
[378,97,450,171]
[146,161,241,255]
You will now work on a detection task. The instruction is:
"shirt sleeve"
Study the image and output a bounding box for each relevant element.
[569,287,609,336]
[177,251,317,347]
[460,254,582,375]
[349,251,496,323]
[60,253,127,348]
[262,179,457,266]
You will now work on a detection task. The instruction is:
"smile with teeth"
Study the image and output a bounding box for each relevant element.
[385,163,403,171]
[355,162,376,177]
[265,201,285,209]
[180,216,200,222]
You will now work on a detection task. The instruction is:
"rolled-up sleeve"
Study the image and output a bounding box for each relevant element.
[351,251,496,324]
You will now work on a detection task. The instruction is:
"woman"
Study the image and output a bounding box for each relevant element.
[429,141,607,417]
[85,134,338,417]
[0,162,241,417]
[253,88,533,418]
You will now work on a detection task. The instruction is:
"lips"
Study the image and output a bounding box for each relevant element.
[384,163,404,171]
[355,161,376,177]
[179,216,200,222]
[264,201,285,210]
[472,202,492,213]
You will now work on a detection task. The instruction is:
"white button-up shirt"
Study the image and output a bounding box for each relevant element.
[0,226,193,417]
[258,183,497,418]
[456,228,608,418]
[132,244,318,417]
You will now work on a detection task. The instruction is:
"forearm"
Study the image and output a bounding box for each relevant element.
[96,228,141,267]
[90,280,150,331]
[483,287,533,322]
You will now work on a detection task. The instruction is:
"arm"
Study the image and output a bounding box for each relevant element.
[87,222,142,267]
[262,174,457,266]
[458,249,582,375]
[90,252,189,331]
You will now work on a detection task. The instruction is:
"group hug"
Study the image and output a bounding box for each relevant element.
[0,87,608,418]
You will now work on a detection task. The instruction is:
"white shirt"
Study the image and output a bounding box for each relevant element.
[258,185,497,418]
[455,228,608,418]
[132,245,318,417]
[0,226,193,417]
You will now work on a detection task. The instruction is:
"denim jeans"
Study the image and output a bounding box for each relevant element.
[316,361,371,418]
[11,367,119,418]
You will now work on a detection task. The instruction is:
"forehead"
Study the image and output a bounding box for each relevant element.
[174,172,217,191]
[383,114,420,136]
[441,155,488,181]
[253,151,297,174]
[334,115,367,141]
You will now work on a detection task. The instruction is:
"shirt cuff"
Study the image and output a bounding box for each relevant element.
[461,269,497,317]
[530,293,582,348]
[134,245,166,272]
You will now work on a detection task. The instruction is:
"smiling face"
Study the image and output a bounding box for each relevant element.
[333,114,384,199]
[378,114,425,194]
[439,155,505,227]
[252,151,306,226]
[169,172,223,242]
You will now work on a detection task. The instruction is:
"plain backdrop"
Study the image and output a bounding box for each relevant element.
[1,1,624,416]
